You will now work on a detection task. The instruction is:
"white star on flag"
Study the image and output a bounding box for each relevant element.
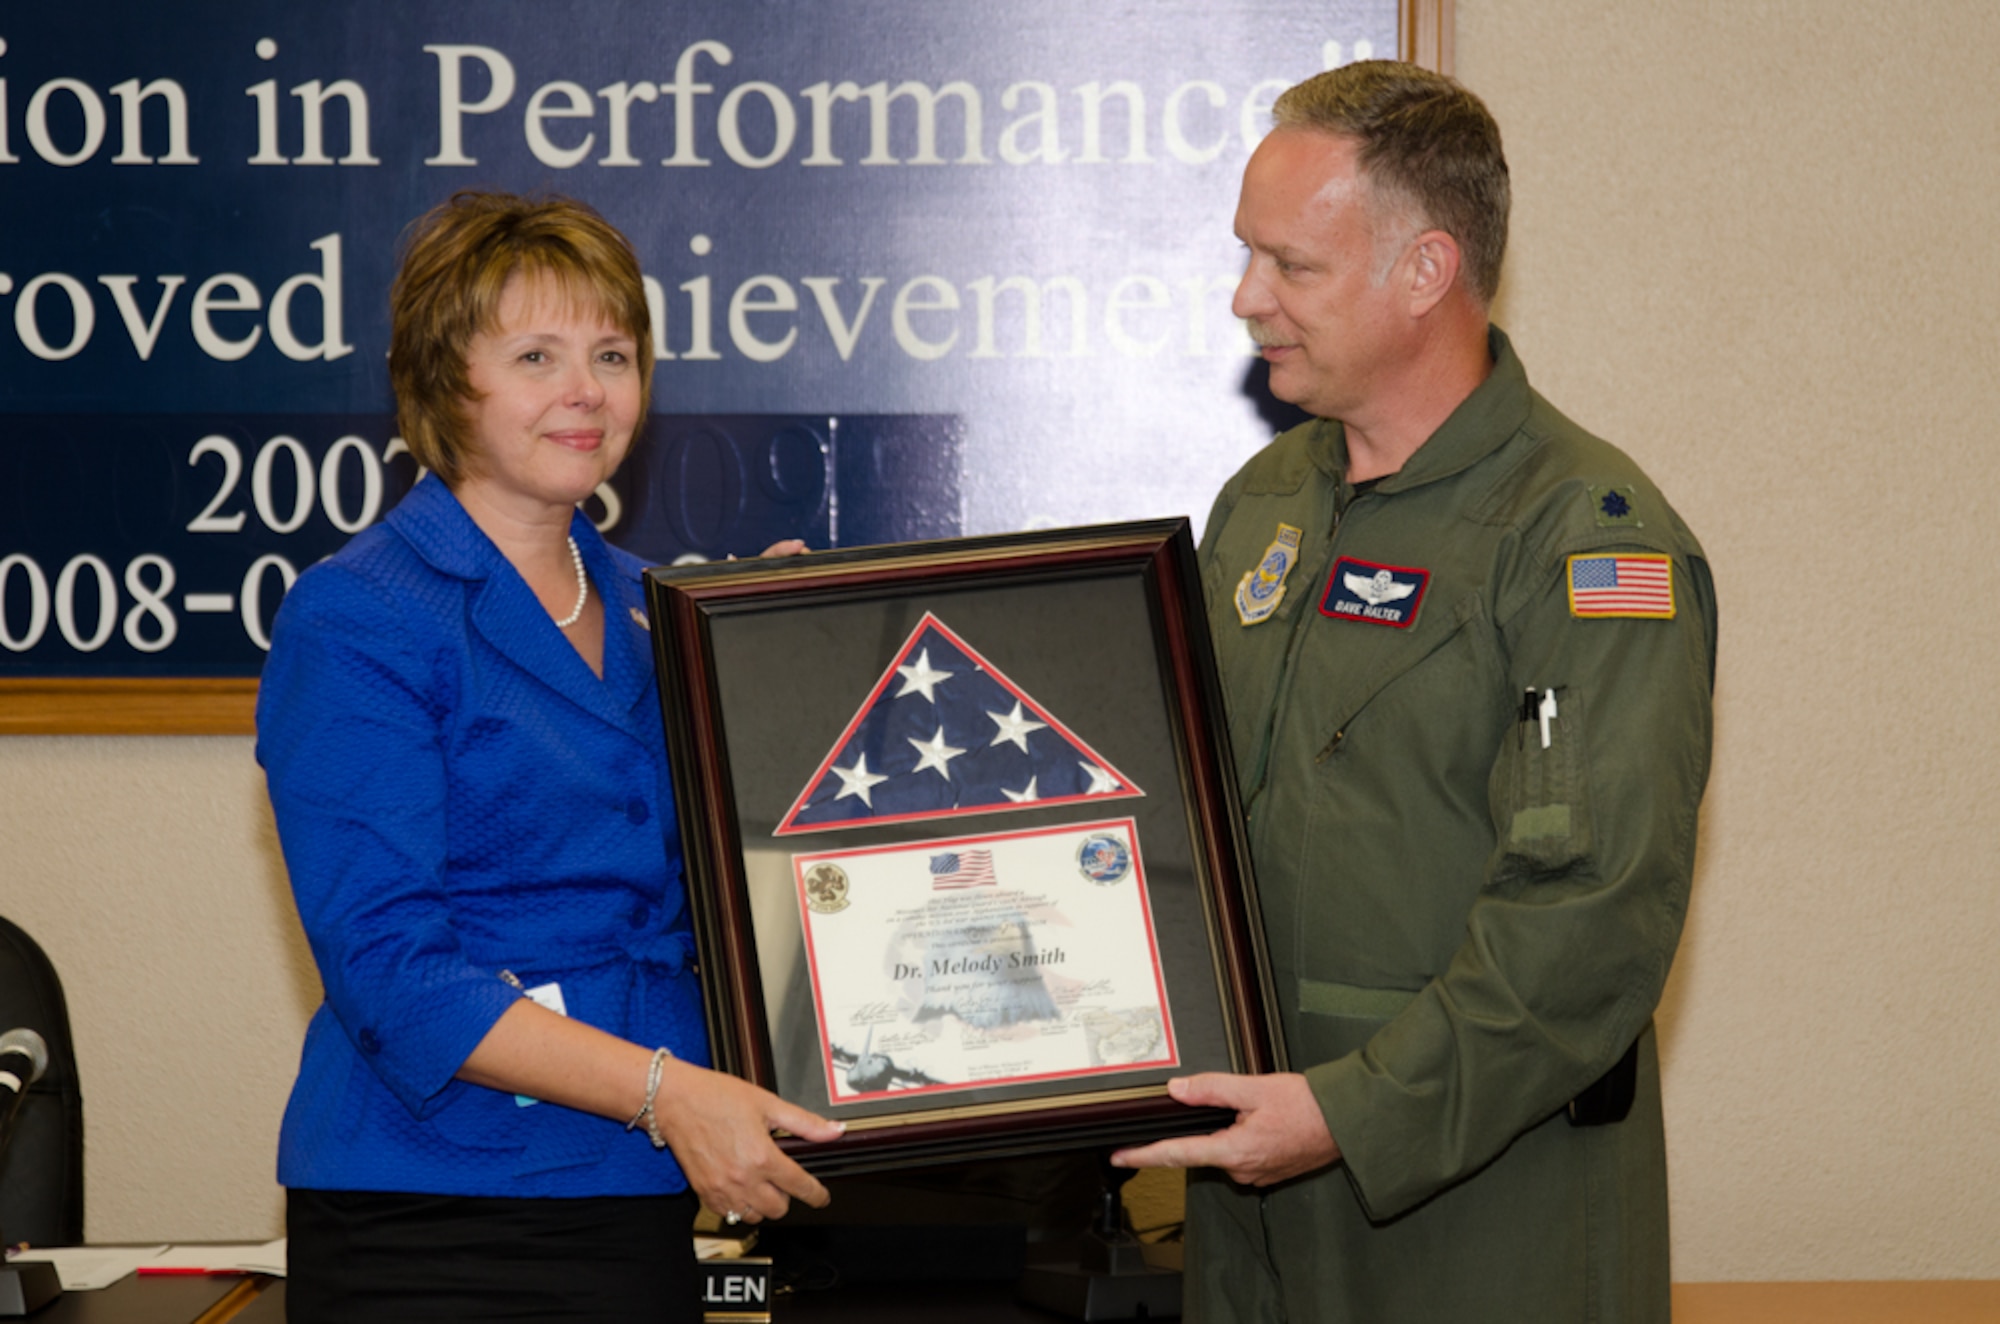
[1002,777,1040,804]
[987,700,1048,752]
[907,727,967,779]
[1080,762,1121,794]
[894,648,953,702]
[831,754,890,806]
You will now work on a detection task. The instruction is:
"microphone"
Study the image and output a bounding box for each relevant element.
[0,1028,59,1315]
[0,1027,48,1121]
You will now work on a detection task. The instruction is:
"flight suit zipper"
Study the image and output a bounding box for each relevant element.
[1243,479,1363,819]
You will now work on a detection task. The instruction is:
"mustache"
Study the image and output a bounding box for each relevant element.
[1243,318,1289,348]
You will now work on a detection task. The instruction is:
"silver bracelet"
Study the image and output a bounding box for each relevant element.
[625,1046,673,1150]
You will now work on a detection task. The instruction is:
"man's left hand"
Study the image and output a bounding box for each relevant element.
[1110,1072,1340,1186]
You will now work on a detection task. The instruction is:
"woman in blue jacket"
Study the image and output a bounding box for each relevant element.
[257,192,840,1321]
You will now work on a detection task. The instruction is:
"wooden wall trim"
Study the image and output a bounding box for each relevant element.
[1403,0,1455,74]
[0,679,258,736]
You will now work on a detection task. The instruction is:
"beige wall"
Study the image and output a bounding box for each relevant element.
[0,737,314,1244]
[1460,0,2000,1280]
[4,0,1998,1280]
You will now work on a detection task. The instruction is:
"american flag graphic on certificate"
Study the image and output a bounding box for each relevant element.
[929,849,997,890]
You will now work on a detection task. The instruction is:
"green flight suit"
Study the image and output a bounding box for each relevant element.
[1187,329,1715,1323]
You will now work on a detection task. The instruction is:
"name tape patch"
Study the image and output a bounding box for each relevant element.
[1319,557,1429,629]
[1567,553,1675,618]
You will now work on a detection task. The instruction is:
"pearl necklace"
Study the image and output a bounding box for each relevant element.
[554,536,589,629]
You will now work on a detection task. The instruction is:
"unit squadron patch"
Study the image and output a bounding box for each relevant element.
[1319,557,1429,629]
[1076,833,1132,885]
[802,863,851,913]
[1235,522,1303,625]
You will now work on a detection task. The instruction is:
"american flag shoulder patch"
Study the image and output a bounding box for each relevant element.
[1567,553,1675,619]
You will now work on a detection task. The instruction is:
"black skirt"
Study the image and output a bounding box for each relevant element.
[286,1188,701,1323]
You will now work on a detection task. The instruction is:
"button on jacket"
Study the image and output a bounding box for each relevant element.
[1187,329,1716,1323]
[258,475,706,1198]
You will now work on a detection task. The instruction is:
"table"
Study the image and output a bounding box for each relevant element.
[773,1280,2000,1323]
[221,1280,284,1324]
[1673,1281,2000,1324]
[27,1265,2000,1321]
[28,1274,264,1323]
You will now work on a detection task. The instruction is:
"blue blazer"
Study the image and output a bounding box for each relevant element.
[257,475,708,1197]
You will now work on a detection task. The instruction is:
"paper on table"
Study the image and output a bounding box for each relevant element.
[9,1245,169,1290]
[236,1237,287,1276]
[138,1239,287,1276]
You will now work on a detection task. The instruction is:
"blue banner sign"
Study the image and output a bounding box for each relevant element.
[0,2,1395,678]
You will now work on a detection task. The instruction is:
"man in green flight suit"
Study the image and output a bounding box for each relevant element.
[1113,62,1716,1323]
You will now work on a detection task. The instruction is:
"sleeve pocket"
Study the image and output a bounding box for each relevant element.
[1490,684,1594,883]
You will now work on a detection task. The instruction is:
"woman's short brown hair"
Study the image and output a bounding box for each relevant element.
[388,191,653,485]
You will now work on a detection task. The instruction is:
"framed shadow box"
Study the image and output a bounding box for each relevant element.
[645,519,1281,1175]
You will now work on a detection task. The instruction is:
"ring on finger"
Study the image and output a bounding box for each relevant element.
[724,1210,743,1226]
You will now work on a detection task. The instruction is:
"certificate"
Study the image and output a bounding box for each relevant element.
[795,819,1177,1103]
[647,519,1283,1174]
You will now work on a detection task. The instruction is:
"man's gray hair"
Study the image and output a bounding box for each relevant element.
[1273,61,1510,304]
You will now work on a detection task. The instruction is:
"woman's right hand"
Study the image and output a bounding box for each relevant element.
[654,1058,844,1224]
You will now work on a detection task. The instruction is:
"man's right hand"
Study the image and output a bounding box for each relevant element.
[1110,1072,1340,1186]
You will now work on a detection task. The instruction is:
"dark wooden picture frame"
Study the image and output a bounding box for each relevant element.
[645,520,1281,1174]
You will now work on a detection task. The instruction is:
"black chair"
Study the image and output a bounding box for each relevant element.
[0,917,84,1248]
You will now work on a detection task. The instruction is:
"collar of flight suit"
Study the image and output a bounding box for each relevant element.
[1306,325,1536,495]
